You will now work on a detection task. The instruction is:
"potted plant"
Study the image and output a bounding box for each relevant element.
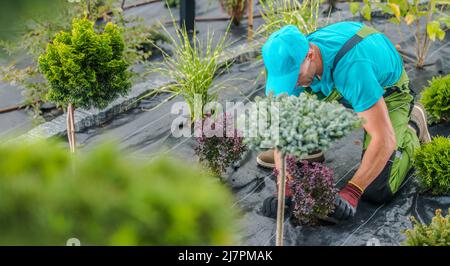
[194,112,247,178]
[244,93,361,245]
[413,136,449,196]
[219,0,248,26]
[38,18,131,152]
[420,74,450,124]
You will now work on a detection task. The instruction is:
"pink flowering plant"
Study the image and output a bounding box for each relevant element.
[194,113,247,177]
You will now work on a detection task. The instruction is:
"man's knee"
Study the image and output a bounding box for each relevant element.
[362,182,394,204]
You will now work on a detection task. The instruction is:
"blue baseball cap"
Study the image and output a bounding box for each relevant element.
[262,25,309,96]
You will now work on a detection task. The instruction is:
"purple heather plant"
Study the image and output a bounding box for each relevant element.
[276,155,337,225]
[194,113,247,177]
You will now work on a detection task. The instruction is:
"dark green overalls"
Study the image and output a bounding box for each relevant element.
[307,25,420,203]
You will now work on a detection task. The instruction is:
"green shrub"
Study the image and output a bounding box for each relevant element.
[414,136,450,196]
[38,17,131,110]
[0,140,238,245]
[420,75,450,124]
[403,208,450,246]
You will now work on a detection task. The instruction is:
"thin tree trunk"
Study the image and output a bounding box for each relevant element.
[276,152,286,246]
[86,0,91,19]
[70,104,76,152]
[248,0,254,41]
[67,103,76,153]
[121,0,126,9]
[66,105,72,151]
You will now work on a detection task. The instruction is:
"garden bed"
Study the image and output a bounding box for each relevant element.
[76,25,450,245]
[1,1,449,246]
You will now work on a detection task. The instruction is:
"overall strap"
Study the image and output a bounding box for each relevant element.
[331,25,379,82]
[307,25,405,109]
[319,25,380,108]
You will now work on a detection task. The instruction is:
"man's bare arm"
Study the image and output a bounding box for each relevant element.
[351,97,397,190]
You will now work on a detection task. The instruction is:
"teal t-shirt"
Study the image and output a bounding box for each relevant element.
[288,22,403,112]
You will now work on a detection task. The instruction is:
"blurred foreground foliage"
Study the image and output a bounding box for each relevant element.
[0,140,238,245]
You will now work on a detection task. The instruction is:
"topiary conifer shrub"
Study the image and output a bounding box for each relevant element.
[420,74,450,124]
[38,18,131,152]
[414,136,450,196]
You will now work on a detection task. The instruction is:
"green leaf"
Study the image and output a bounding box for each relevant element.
[417,11,429,17]
[374,3,394,15]
[349,2,361,15]
[405,13,416,25]
[427,21,441,42]
[438,17,450,28]
[437,29,446,41]
[361,4,372,21]
[389,17,401,25]
[387,3,401,21]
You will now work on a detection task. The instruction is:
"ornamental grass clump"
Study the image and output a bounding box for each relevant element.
[284,155,337,225]
[219,0,248,26]
[195,113,247,177]
[149,23,230,122]
[258,0,321,36]
[420,74,450,124]
[403,208,450,246]
[413,136,450,196]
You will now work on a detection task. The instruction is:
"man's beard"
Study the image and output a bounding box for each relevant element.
[300,75,313,87]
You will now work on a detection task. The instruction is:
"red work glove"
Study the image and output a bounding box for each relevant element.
[326,181,363,224]
[338,182,363,209]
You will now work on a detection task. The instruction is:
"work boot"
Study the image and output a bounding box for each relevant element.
[256,150,276,168]
[409,103,431,143]
[256,149,325,168]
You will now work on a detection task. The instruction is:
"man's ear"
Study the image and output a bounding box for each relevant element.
[306,47,314,60]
